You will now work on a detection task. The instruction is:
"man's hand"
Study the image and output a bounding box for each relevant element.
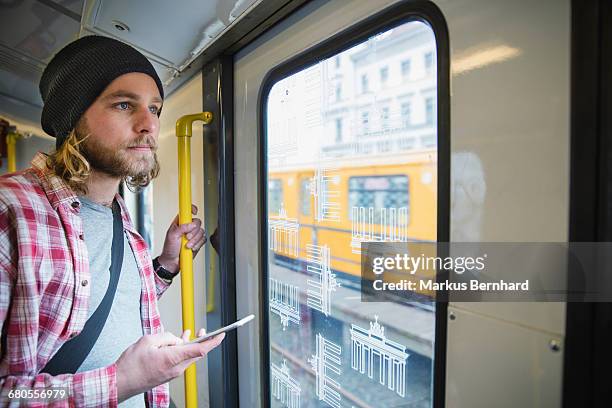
[158,204,206,273]
[115,329,224,403]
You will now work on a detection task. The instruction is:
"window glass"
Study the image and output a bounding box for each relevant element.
[424,51,434,75]
[335,118,343,142]
[268,179,283,214]
[265,20,437,408]
[401,59,411,78]
[380,66,389,86]
[425,96,435,125]
[401,102,412,128]
[361,74,369,93]
[381,106,390,131]
[361,111,370,135]
[348,176,410,222]
[300,179,311,216]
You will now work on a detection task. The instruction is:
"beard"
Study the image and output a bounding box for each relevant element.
[77,123,160,179]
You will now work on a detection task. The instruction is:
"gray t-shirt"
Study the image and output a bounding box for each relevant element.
[75,197,146,407]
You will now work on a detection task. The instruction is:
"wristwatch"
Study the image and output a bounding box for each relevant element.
[153,257,179,280]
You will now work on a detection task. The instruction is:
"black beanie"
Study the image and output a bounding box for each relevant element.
[39,35,164,149]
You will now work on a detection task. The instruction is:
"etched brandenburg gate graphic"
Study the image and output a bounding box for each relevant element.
[271,359,301,408]
[269,203,299,257]
[350,207,408,254]
[269,277,300,330]
[350,316,410,397]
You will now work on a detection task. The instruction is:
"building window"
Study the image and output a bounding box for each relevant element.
[424,52,434,75]
[401,102,411,128]
[401,59,411,78]
[361,74,369,93]
[380,66,389,86]
[335,55,341,68]
[361,111,370,135]
[335,118,343,142]
[381,107,390,131]
[335,84,341,101]
[425,97,435,125]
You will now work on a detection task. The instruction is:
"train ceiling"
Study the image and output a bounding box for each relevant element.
[0,0,304,130]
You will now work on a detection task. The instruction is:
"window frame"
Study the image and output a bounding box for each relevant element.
[257,2,450,407]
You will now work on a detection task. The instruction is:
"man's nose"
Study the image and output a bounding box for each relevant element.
[134,106,158,134]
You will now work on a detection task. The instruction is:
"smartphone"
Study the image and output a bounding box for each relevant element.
[185,314,255,344]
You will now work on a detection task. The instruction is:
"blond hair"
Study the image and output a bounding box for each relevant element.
[46,128,159,195]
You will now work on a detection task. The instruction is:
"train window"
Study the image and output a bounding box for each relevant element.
[264,19,437,408]
[300,178,311,216]
[268,179,283,214]
[348,175,410,223]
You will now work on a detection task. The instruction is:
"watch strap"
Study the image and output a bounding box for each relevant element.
[153,257,179,280]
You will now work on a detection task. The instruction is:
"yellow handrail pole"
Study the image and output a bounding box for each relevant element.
[176,112,212,408]
[7,132,17,173]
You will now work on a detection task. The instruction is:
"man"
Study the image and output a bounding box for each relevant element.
[0,36,223,407]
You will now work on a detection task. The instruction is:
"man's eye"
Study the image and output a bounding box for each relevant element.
[149,105,160,114]
[117,102,130,110]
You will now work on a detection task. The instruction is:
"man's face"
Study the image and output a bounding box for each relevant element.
[78,72,162,178]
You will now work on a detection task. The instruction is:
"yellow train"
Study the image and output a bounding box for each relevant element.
[268,150,437,296]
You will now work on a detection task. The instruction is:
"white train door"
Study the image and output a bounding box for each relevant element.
[232,0,569,407]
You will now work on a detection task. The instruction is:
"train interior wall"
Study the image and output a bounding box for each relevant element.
[233,0,569,407]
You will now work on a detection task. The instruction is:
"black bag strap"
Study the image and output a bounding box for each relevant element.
[41,200,124,375]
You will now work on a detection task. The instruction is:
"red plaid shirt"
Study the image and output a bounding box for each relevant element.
[0,153,172,407]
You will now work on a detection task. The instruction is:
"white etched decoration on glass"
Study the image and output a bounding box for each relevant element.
[268,115,298,160]
[308,333,342,408]
[350,207,408,254]
[271,359,301,408]
[268,78,299,161]
[269,203,299,257]
[306,244,339,317]
[303,64,324,128]
[350,316,409,397]
[269,277,300,330]
[309,168,341,222]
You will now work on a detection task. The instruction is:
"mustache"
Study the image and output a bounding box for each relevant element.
[127,137,157,150]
